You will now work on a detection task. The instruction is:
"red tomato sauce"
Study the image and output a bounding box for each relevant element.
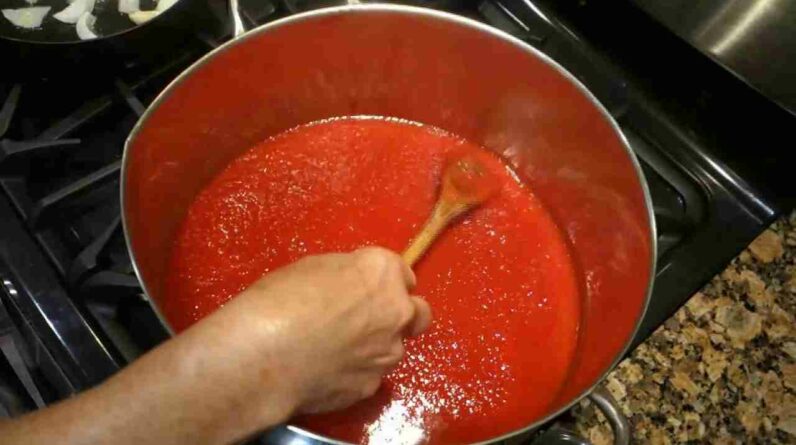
[163,117,581,444]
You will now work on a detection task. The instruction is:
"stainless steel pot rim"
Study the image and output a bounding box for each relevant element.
[120,5,658,444]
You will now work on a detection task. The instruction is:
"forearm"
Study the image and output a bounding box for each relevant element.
[0,315,295,445]
[0,249,428,445]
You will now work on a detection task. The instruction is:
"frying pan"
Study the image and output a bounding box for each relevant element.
[0,0,214,74]
[121,5,656,444]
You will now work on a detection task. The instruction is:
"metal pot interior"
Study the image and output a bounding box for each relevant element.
[122,5,655,441]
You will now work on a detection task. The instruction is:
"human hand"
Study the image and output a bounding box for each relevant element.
[184,247,432,433]
[236,247,432,414]
[0,248,431,445]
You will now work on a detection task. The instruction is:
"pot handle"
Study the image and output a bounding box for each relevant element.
[530,387,630,445]
[229,0,246,37]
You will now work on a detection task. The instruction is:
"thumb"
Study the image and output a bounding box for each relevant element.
[406,296,432,337]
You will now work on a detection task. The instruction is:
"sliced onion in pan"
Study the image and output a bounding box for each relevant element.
[156,0,178,12]
[128,9,160,24]
[1,6,51,29]
[53,0,95,24]
[127,0,175,26]
[76,11,97,40]
[118,0,140,14]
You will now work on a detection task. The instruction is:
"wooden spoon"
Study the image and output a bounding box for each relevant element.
[402,152,501,267]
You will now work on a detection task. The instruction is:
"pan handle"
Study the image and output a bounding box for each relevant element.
[229,0,246,37]
[530,387,630,445]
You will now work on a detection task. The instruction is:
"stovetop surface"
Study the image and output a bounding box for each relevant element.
[0,0,793,430]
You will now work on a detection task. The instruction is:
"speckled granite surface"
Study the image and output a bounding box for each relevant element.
[568,210,796,444]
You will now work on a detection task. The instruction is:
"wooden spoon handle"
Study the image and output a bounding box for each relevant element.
[403,199,468,267]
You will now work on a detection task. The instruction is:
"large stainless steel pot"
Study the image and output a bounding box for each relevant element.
[121,6,656,444]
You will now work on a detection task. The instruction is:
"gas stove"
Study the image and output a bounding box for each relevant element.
[0,0,793,438]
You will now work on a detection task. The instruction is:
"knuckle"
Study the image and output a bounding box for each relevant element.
[390,341,406,362]
[361,377,382,399]
[354,247,386,270]
[355,246,398,269]
[397,301,415,327]
[353,246,401,290]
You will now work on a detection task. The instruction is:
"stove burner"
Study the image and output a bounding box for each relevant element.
[0,294,45,414]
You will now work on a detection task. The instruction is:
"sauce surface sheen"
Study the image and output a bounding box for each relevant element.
[164,117,581,444]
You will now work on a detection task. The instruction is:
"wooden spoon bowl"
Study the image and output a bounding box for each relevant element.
[402,152,500,267]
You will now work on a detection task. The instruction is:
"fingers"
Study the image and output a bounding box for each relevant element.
[359,373,384,400]
[351,246,431,339]
[407,297,432,337]
[399,260,417,290]
[354,246,416,290]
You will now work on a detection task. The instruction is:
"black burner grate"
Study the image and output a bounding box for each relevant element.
[0,0,281,412]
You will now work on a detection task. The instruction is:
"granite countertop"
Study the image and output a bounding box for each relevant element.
[568,210,796,444]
